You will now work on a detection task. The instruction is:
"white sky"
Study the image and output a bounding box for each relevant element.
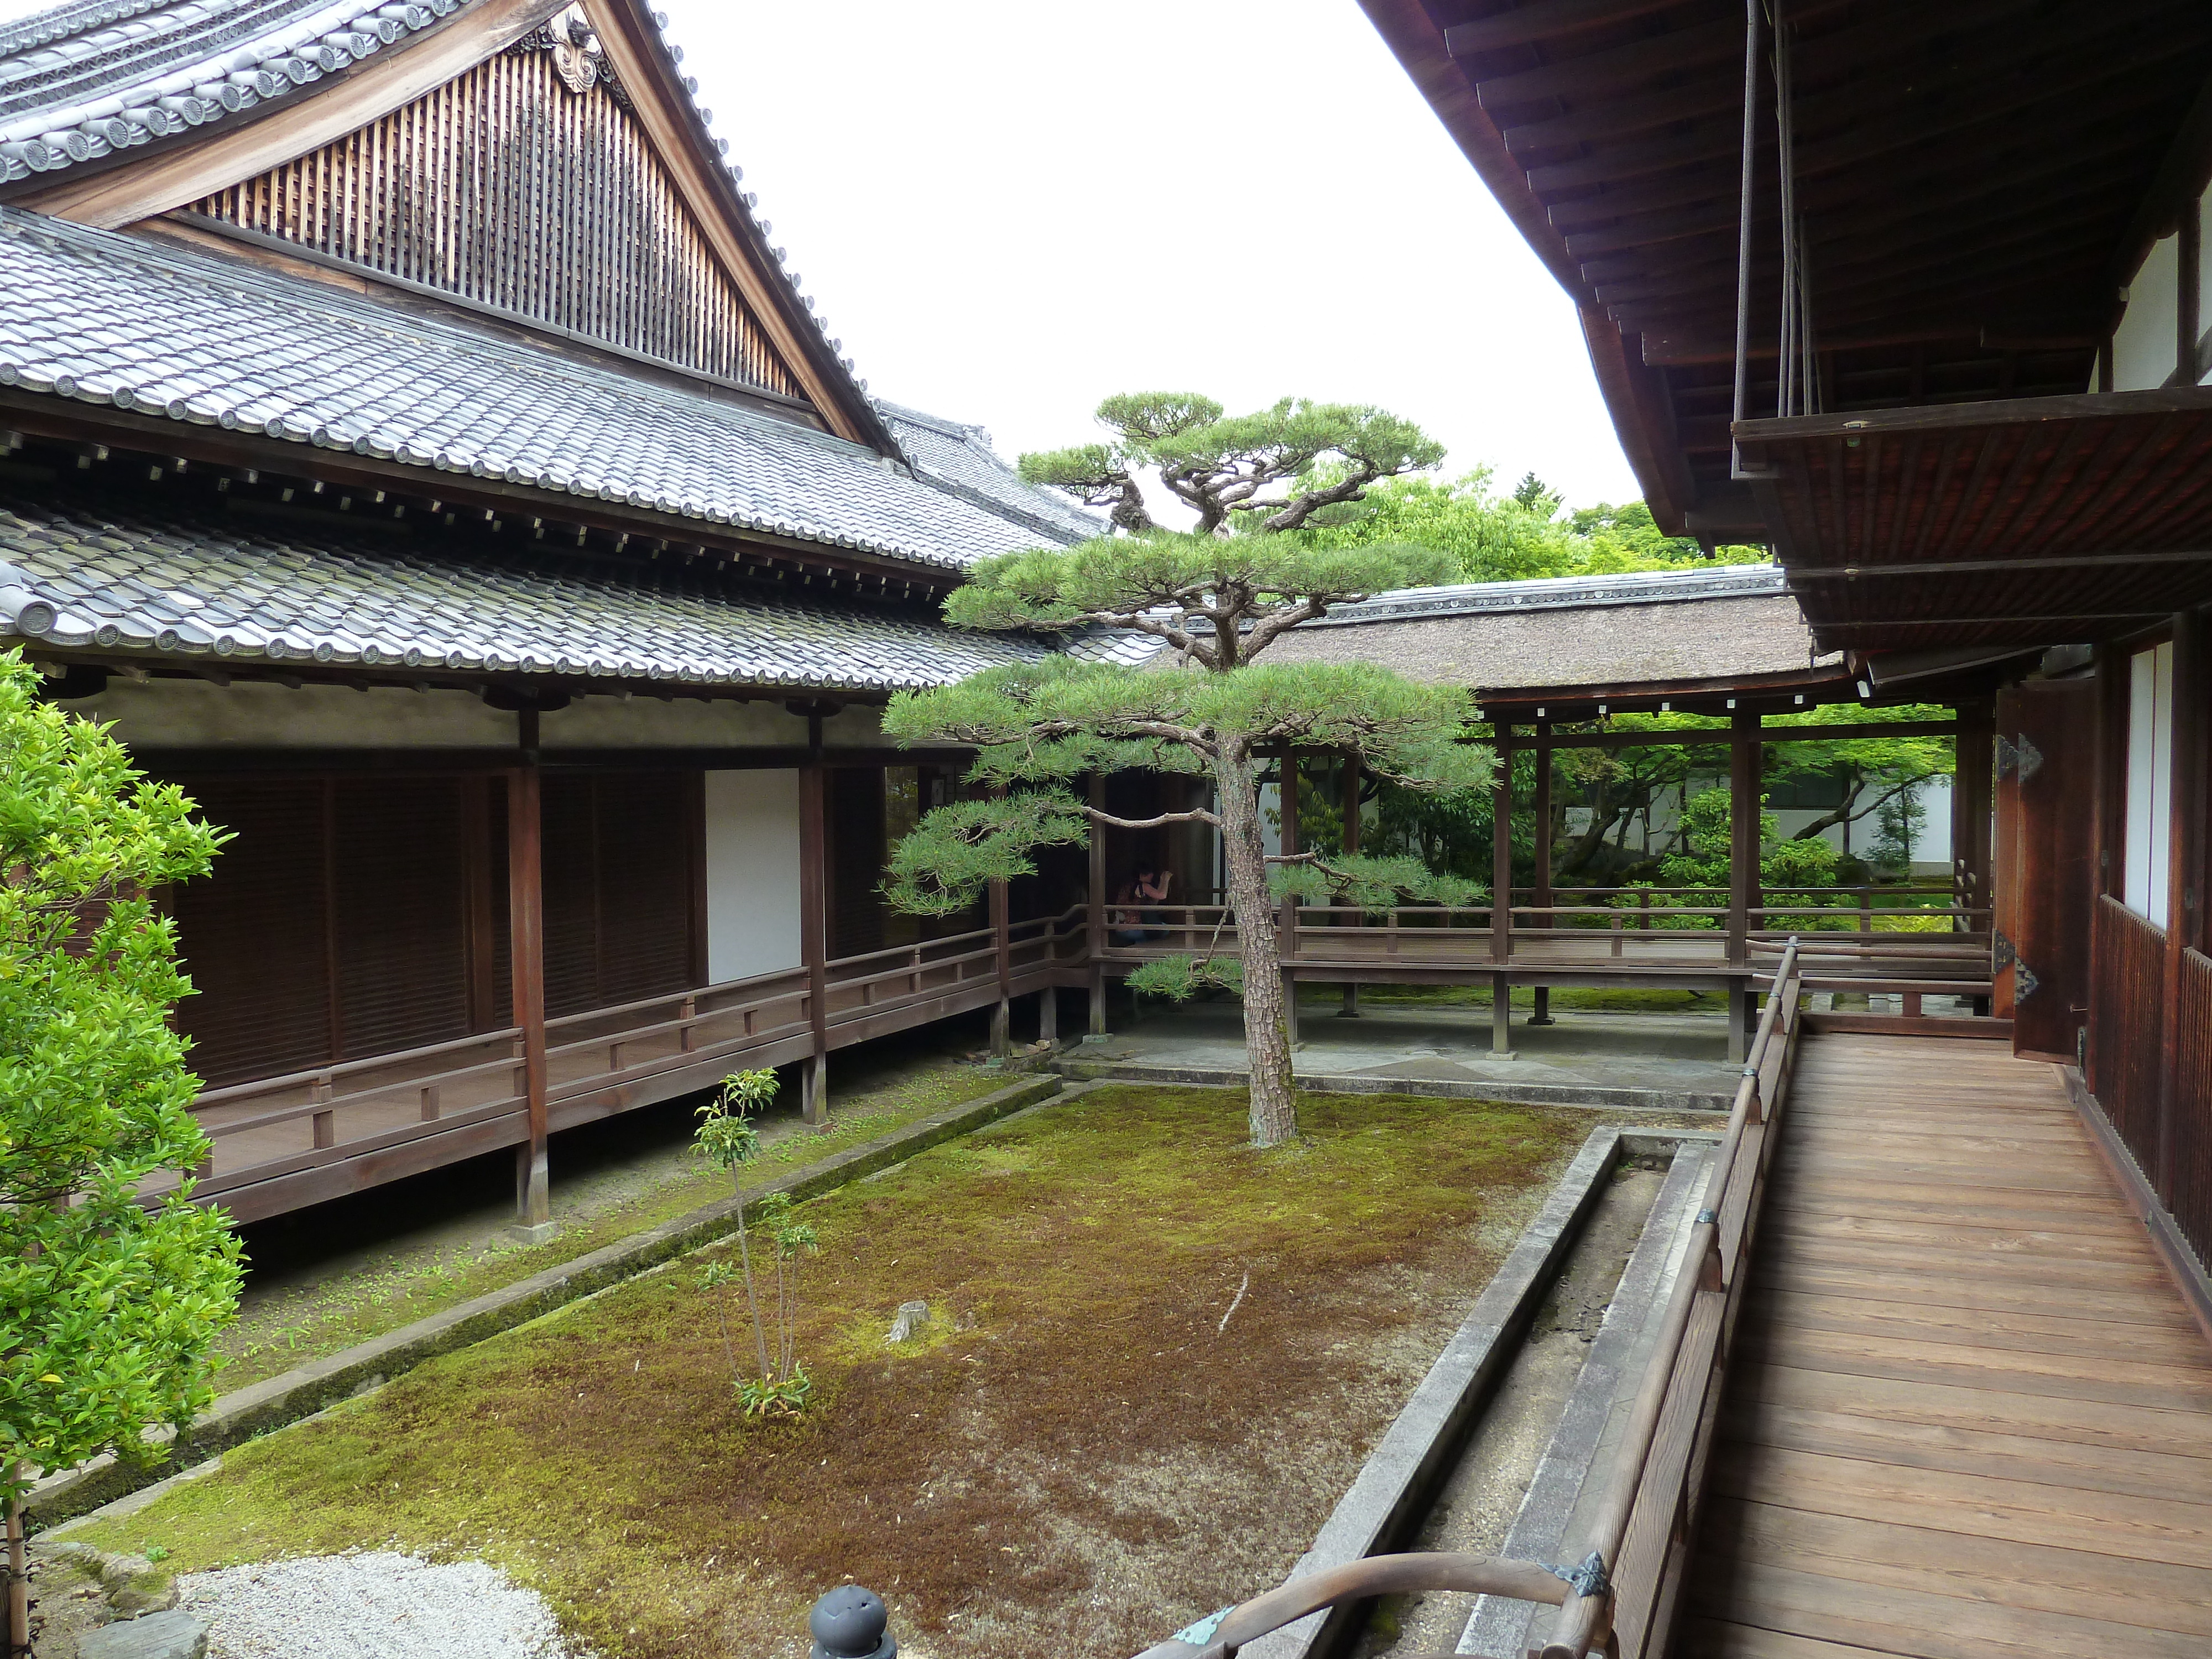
[660,0,1641,508]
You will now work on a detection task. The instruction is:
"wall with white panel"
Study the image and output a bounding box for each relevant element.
[2123,641,2175,927]
[2113,231,2180,392]
[705,768,803,982]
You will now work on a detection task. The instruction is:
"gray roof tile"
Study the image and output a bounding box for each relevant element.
[0,204,1086,571]
[0,492,1043,691]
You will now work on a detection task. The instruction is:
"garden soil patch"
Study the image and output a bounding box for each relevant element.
[72,1086,1590,1659]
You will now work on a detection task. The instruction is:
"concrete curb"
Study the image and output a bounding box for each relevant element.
[1057,1057,1732,1115]
[1459,1138,1715,1659]
[30,1072,1070,1528]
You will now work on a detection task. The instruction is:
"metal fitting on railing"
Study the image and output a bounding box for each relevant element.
[810,1584,895,1659]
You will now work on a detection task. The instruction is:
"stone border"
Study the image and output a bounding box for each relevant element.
[1135,1127,1719,1659]
[1459,1138,1715,1659]
[32,1072,1071,1528]
[1058,1057,1731,1115]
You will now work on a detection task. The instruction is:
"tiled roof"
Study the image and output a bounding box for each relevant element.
[0,0,464,180]
[0,205,1086,570]
[880,402,1104,547]
[0,492,1045,691]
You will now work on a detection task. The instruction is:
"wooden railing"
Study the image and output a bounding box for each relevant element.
[2177,947,2212,1266]
[2090,894,2168,1175]
[1136,940,1808,1659]
[181,906,1089,1219]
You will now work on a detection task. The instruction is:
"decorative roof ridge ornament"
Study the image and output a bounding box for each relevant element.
[510,4,624,103]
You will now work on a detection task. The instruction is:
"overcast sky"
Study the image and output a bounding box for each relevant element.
[660,1,1641,509]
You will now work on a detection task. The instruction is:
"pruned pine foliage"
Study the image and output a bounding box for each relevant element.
[881,655,1490,919]
[1018,394,1444,537]
[890,392,1491,1147]
[0,649,241,1505]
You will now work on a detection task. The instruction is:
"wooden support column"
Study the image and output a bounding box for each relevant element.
[1530,718,1556,1027]
[507,722,551,1239]
[799,762,830,1124]
[1340,752,1361,1019]
[1491,724,1515,1057]
[1279,750,1300,1049]
[2162,609,2207,1186]
[1491,724,1514,965]
[1087,772,1108,1036]
[990,868,1012,1060]
[1728,711,1760,1062]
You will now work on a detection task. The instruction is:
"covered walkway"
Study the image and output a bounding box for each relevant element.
[1688,1035,2212,1659]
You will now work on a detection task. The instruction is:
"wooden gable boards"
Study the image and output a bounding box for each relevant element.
[15,0,879,444]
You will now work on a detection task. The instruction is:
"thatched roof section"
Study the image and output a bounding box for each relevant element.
[1261,567,1844,705]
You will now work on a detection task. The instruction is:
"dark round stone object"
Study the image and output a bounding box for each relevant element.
[809,1585,895,1659]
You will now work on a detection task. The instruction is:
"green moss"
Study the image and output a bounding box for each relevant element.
[80,1085,1587,1659]
[213,1063,1007,1390]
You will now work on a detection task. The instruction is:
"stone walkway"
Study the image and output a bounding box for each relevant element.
[1077,998,1743,1107]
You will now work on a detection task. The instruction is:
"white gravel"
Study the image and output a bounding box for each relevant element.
[180,1552,576,1659]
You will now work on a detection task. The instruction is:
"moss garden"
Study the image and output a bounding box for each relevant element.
[73,1084,1589,1659]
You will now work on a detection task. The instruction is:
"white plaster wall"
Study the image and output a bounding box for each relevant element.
[53,677,907,755]
[2114,232,2180,392]
[705,769,803,983]
[543,695,814,748]
[61,676,519,747]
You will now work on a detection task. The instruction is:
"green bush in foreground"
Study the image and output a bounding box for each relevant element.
[0,649,242,1642]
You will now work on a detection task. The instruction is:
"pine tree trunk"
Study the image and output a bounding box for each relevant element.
[1214,745,1298,1146]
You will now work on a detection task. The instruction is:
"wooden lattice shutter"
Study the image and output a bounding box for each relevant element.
[169,776,335,1087]
[330,778,471,1060]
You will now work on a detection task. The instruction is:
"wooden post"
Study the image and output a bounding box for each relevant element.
[1728,711,1760,1063]
[507,757,551,1239]
[1491,724,1514,965]
[990,867,1011,1060]
[1087,772,1108,1036]
[1530,717,1555,1026]
[1037,984,1058,1045]
[1491,724,1516,1057]
[2162,609,2206,1191]
[1280,750,1300,1049]
[799,763,830,1124]
[1341,752,1361,1018]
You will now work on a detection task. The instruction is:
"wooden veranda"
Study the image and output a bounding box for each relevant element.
[1151,985,2212,1659]
[1687,1034,2212,1659]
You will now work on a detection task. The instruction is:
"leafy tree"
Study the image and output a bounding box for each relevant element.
[1759,703,1953,852]
[1291,467,1577,582]
[887,395,1491,1147]
[1565,500,1767,572]
[0,649,241,1641]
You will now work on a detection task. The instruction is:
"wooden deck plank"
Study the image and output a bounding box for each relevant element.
[1742,1262,2199,1328]
[1756,1213,2162,1265]
[1688,1557,2209,1659]
[1703,1498,2212,1638]
[1747,1288,2212,1366]
[1737,1362,2212,1457]
[1713,1442,2212,1568]
[1724,1400,2212,1504]
[1683,1031,2212,1659]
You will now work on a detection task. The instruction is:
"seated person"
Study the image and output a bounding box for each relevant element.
[1110,867,1174,945]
